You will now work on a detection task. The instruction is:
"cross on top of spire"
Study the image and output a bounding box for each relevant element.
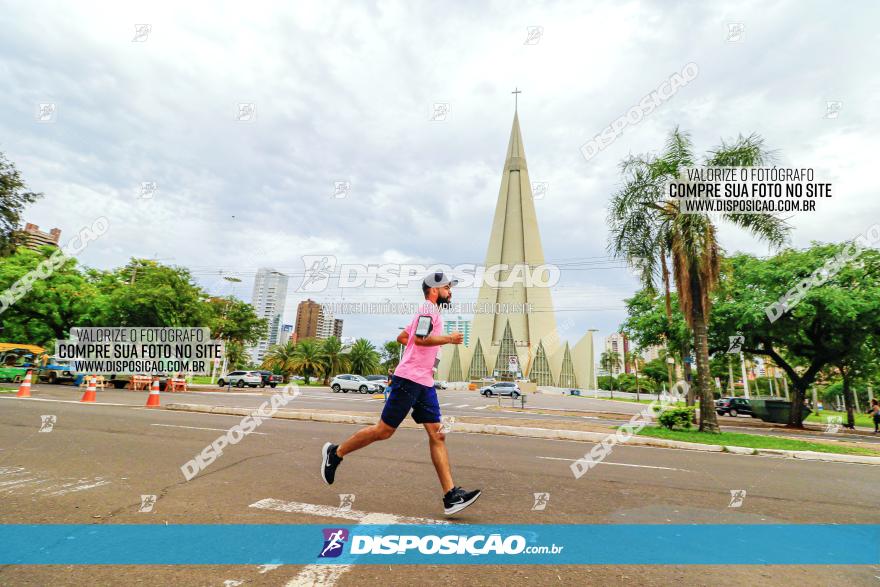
[512,87,522,111]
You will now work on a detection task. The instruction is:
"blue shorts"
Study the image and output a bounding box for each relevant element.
[380,375,442,428]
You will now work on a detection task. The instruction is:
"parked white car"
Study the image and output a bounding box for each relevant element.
[218,370,262,388]
[479,381,522,398]
[331,374,382,394]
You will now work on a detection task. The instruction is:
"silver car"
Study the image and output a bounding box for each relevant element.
[218,370,262,388]
[479,381,521,398]
[331,374,381,394]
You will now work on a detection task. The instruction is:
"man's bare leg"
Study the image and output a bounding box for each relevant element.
[424,422,454,494]
[337,420,396,457]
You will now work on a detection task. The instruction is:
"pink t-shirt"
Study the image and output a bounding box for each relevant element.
[394,302,444,387]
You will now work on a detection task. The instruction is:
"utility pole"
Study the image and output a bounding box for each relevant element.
[740,353,750,398]
[728,357,735,397]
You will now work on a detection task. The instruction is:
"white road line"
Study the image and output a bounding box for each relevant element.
[0,466,111,496]
[0,396,132,407]
[472,406,488,410]
[455,404,470,408]
[285,565,352,587]
[150,424,268,435]
[249,498,450,525]
[250,498,451,587]
[536,455,690,472]
[439,403,452,407]
[45,479,111,496]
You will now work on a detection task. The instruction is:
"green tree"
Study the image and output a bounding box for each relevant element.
[207,296,267,345]
[642,357,670,392]
[291,338,323,384]
[93,259,210,327]
[608,128,789,432]
[263,341,298,382]
[0,246,101,345]
[599,350,621,398]
[348,338,380,375]
[224,340,249,371]
[319,336,348,385]
[381,340,404,371]
[0,153,43,256]
[709,244,880,427]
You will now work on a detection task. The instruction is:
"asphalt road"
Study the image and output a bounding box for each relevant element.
[1,391,879,585]
[10,383,880,446]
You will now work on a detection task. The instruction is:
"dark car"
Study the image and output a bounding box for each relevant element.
[255,370,283,388]
[715,397,753,417]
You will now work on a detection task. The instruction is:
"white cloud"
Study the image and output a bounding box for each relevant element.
[1,0,877,343]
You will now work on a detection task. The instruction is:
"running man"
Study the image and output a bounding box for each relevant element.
[320,272,481,515]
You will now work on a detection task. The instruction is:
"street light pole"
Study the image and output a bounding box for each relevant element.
[740,352,750,398]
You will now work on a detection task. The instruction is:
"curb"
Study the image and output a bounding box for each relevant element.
[163,403,880,466]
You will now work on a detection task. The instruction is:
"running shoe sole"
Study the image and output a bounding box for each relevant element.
[443,490,481,515]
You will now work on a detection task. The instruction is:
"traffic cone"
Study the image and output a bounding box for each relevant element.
[145,379,161,408]
[80,376,97,402]
[16,370,33,398]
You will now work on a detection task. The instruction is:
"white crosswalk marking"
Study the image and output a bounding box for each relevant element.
[455,404,469,408]
[249,498,452,587]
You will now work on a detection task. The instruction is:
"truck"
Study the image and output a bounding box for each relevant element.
[0,343,44,383]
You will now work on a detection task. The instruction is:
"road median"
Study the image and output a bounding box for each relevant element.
[164,403,880,466]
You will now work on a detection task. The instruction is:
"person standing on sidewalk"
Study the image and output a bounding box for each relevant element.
[320,272,482,515]
[869,399,880,434]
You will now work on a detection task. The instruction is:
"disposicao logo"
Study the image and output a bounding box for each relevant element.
[319,528,349,558]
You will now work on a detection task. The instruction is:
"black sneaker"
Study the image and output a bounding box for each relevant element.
[321,442,342,485]
[443,486,481,515]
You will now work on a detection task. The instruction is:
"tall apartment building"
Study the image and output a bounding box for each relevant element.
[19,223,61,250]
[248,268,289,364]
[295,299,336,341]
[279,324,294,346]
[604,332,630,375]
[333,318,344,339]
[443,316,471,347]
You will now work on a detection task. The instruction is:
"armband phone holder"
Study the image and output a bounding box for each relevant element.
[415,315,433,337]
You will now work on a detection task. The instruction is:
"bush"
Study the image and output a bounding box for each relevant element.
[654,406,696,430]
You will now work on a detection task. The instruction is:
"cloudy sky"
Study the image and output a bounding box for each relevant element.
[2,0,877,347]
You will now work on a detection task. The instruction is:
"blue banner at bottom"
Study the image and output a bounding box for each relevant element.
[1,524,878,565]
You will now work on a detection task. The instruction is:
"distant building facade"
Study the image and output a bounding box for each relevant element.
[604,333,630,375]
[279,324,294,346]
[248,268,289,364]
[295,299,336,341]
[443,316,472,347]
[19,223,61,250]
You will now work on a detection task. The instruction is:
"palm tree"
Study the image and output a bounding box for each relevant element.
[627,350,645,402]
[348,338,380,375]
[320,336,348,385]
[608,128,789,432]
[600,350,621,399]
[262,341,297,382]
[291,338,323,385]
[224,340,248,371]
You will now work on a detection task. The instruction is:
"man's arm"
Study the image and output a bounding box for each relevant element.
[413,332,463,347]
[397,330,409,345]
